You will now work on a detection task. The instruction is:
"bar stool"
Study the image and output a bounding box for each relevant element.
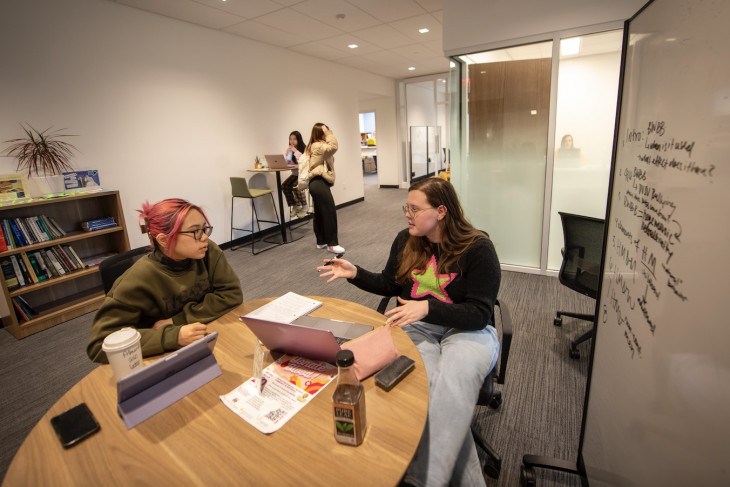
[230,177,281,254]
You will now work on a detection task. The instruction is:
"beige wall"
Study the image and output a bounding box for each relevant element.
[0,0,400,249]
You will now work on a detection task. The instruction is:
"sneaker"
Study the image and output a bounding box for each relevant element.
[327,245,345,254]
[316,244,327,249]
[296,209,308,218]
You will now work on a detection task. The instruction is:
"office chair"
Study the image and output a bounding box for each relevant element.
[553,211,605,359]
[99,247,150,294]
[230,177,281,255]
[376,296,512,479]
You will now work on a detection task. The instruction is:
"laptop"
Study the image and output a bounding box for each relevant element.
[264,154,293,169]
[116,332,221,429]
[240,316,373,363]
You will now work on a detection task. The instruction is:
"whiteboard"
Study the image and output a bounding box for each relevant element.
[581,0,730,485]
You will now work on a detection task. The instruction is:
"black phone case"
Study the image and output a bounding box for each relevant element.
[375,355,415,391]
[50,403,100,449]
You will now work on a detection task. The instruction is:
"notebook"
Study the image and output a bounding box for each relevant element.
[240,316,373,363]
[243,292,322,323]
[116,332,221,429]
[264,154,292,169]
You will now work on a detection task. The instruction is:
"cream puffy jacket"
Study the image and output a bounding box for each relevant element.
[307,129,338,184]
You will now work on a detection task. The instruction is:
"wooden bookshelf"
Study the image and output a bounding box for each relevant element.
[0,191,130,338]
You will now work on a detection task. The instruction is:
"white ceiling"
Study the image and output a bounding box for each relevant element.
[112,0,450,79]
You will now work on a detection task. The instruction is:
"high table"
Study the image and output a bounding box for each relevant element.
[3,297,428,486]
[248,166,303,244]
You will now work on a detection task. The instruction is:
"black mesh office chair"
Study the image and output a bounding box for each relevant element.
[99,246,150,294]
[376,296,512,479]
[553,212,605,359]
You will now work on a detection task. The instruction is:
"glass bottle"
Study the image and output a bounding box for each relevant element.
[332,349,367,446]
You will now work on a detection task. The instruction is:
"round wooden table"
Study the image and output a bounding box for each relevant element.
[3,297,428,486]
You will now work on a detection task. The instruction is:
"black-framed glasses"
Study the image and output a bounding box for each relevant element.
[179,225,213,241]
[402,205,434,217]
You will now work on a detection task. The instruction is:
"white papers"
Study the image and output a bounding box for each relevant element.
[221,354,337,434]
[243,292,322,323]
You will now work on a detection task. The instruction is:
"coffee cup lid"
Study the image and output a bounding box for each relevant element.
[102,327,141,352]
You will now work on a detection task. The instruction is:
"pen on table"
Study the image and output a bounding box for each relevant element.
[324,253,344,265]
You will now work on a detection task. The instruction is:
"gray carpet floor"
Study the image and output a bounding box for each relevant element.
[0,174,594,486]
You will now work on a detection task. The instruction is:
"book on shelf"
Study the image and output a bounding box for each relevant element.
[49,246,73,272]
[1,220,15,249]
[43,249,66,275]
[63,245,84,269]
[81,251,118,268]
[22,217,41,243]
[30,217,51,241]
[20,253,40,283]
[243,292,323,323]
[11,298,30,322]
[15,218,35,245]
[37,250,59,278]
[10,255,27,287]
[42,215,66,237]
[12,295,38,322]
[81,217,117,232]
[29,252,50,281]
[8,220,28,247]
[1,257,19,290]
[0,224,7,252]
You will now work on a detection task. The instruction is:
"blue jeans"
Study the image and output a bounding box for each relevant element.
[402,321,500,487]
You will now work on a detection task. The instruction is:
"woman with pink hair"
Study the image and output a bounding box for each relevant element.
[88,198,242,363]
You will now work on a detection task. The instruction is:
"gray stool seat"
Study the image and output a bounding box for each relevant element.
[230,177,281,254]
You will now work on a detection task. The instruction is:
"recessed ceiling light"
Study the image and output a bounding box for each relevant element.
[418,28,429,34]
[336,13,345,20]
[348,44,358,49]
[408,67,416,71]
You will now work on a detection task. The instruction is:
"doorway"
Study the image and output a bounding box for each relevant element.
[359,111,377,180]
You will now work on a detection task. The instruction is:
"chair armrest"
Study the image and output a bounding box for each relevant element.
[494,298,512,385]
[376,295,393,315]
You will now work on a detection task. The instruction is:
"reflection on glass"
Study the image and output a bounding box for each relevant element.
[547,29,623,270]
[457,41,553,268]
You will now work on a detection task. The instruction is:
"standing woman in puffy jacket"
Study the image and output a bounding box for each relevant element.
[304,123,345,254]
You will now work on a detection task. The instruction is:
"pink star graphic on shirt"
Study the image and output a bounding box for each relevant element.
[411,255,457,303]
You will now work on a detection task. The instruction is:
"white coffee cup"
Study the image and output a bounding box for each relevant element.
[102,327,143,380]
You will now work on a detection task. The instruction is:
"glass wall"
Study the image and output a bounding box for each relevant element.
[398,75,450,186]
[451,29,623,272]
[456,41,554,268]
[547,30,623,269]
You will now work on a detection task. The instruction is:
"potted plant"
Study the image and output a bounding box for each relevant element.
[3,124,78,177]
[254,156,262,169]
[2,124,78,195]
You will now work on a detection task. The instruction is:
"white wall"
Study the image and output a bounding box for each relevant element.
[443,0,645,54]
[0,0,399,249]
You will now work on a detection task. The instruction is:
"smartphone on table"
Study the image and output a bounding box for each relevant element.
[50,402,101,448]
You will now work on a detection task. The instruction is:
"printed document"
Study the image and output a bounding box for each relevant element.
[243,292,322,323]
[221,354,337,434]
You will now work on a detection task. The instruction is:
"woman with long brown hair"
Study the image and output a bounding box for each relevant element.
[317,177,500,487]
[301,122,344,254]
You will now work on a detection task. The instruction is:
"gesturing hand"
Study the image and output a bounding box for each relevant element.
[178,322,208,347]
[316,258,356,283]
[384,297,428,328]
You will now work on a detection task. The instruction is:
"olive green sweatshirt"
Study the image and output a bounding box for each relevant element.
[87,241,243,363]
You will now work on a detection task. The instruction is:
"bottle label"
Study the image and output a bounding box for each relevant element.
[333,402,358,445]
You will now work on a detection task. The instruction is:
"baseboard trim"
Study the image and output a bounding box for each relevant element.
[221,197,364,251]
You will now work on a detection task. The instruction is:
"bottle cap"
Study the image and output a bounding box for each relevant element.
[336,349,355,367]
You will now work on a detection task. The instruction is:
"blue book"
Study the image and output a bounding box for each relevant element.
[8,220,28,247]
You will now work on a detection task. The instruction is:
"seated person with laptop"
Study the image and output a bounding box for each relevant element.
[87,198,243,363]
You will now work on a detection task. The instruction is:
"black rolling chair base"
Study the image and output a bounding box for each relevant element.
[520,455,581,487]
